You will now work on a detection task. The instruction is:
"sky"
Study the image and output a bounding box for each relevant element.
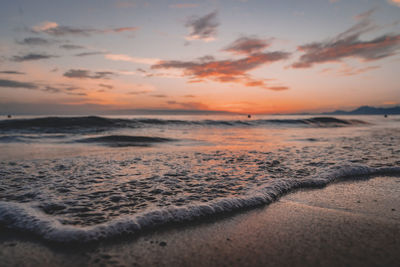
[0,0,399,115]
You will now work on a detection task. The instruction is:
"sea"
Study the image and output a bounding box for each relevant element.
[0,114,399,243]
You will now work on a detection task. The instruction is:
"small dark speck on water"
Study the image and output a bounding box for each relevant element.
[159,241,167,247]
[392,208,396,211]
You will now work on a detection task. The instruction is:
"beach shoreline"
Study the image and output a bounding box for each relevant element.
[1,175,399,267]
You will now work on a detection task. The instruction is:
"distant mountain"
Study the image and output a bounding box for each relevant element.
[324,105,400,115]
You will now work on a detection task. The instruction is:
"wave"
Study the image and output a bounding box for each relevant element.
[0,164,398,243]
[0,116,131,133]
[0,116,366,133]
[0,134,67,143]
[76,135,174,147]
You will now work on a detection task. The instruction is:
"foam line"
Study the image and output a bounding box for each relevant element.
[1,165,398,243]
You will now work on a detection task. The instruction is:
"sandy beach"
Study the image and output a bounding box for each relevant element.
[1,175,399,267]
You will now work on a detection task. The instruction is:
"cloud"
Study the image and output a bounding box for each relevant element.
[75,51,106,57]
[185,11,219,41]
[338,65,379,76]
[170,3,199,8]
[388,0,400,7]
[292,9,400,68]
[321,63,379,76]
[17,37,52,46]
[31,21,138,37]
[99,83,113,89]
[222,36,271,55]
[105,53,160,65]
[32,21,96,36]
[32,21,59,32]
[42,85,86,96]
[59,44,85,50]
[12,53,58,62]
[127,90,152,95]
[266,86,289,91]
[110,27,138,33]
[0,71,25,75]
[63,69,114,79]
[166,100,208,110]
[152,51,290,90]
[42,85,76,93]
[0,78,87,96]
[130,67,186,79]
[66,92,87,96]
[0,79,37,89]
[151,94,167,98]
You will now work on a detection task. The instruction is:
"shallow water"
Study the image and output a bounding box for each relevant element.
[0,114,399,242]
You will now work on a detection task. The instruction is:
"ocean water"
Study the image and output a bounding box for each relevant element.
[0,114,399,242]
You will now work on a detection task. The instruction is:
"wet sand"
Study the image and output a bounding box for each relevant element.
[1,176,399,267]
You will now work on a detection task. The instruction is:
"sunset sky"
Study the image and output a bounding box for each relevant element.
[0,0,399,114]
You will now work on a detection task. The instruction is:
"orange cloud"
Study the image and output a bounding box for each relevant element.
[152,51,290,90]
[293,10,400,68]
[293,35,400,68]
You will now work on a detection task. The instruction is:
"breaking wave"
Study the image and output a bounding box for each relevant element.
[0,116,367,133]
[0,165,398,243]
[0,116,129,133]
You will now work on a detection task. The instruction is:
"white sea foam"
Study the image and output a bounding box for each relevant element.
[1,165,399,243]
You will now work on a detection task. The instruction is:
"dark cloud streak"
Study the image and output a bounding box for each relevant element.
[59,44,85,50]
[223,36,271,55]
[99,84,113,89]
[63,69,114,79]
[0,79,37,89]
[74,51,106,57]
[185,11,219,41]
[17,37,53,46]
[0,78,87,96]
[32,23,138,37]
[151,94,167,98]
[0,71,25,75]
[12,53,58,62]
[34,25,97,36]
